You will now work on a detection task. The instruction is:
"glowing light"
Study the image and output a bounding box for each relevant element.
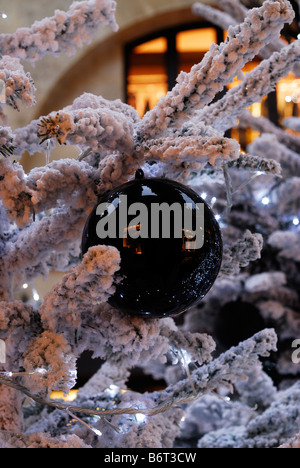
[33,291,40,301]
[200,192,207,200]
[105,384,120,398]
[211,197,217,206]
[293,217,300,226]
[285,96,292,103]
[67,409,102,437]
[1,13,7,19]
[0,371,12,377]
[256,171,264,176]
[50,389,78,402]
[215,214,221,221]
[22,283,29,289]
[298,34,300,40]
[261,197,270,206]
[179,348,193,366]
[136,413,147,423]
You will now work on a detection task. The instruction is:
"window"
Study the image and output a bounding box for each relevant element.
[126,36,168,118]
[125,24,300,146]
[125,23,223,118]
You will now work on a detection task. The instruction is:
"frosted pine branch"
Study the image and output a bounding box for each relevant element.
[193,1,288,63]
[228,152,282,175]
[163,328,216,366]
[0,126,15,158]
[139,0,294,139]
[0,301,41,431]
[215,0,248,23]
[137,133,240,167]
[98,152,141,191]
[198,382,300,448]
[221,230,263,276]
[0,0,118,62]
[283,116,300,133]
[248,134,300,176]
[0,302,41,364]
[13,93,139,159]
[156,328,277,405]
[23,331,77,395]
[192,3,238,30]
[239,111,300,154]
[0,385,23,432]
[268,230,300,262]
[199,40,300,133]
[0,56,36,111]
[25,159,98,213]
[0,157,99,227]
[70,93,140,124]
[37,107,135,154]
[0,432,91,449]
[40,246,121,339]
[0,158,32,227]
[280,432,300,448]
[23,246,121,394]
[198,367,300,447]
[0,329,277,422]
[3,206,89,282]
[100,123,240,191]
[13,119,55,158]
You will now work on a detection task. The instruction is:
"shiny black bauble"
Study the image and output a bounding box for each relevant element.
[82,174,222,318]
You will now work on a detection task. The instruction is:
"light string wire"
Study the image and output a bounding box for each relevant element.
[0,373,256,422]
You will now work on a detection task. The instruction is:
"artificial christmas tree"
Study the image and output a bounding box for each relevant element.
[0,0,299,449]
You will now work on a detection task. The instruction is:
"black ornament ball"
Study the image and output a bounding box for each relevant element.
[82,172,223,318]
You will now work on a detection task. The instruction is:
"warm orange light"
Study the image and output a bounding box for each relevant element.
[134,37,168,54]
[177,28,217,52]
[277,72,300,121]
[50,389,78,402]
[127,74,168,117]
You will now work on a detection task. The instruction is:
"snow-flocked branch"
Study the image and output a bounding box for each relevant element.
[239,111,300,154]
[0,328,277,419]
[0,0,118,62]
[12,93,140,159]
[198,40,300,133]
[139,0,294,139]
[0,126,15,157]
[221,230,264,276]
[283,116,300,133]
[228,152,282,175]
[0,56,36,111]
[193,0,289,63]
[248,133,300,176]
